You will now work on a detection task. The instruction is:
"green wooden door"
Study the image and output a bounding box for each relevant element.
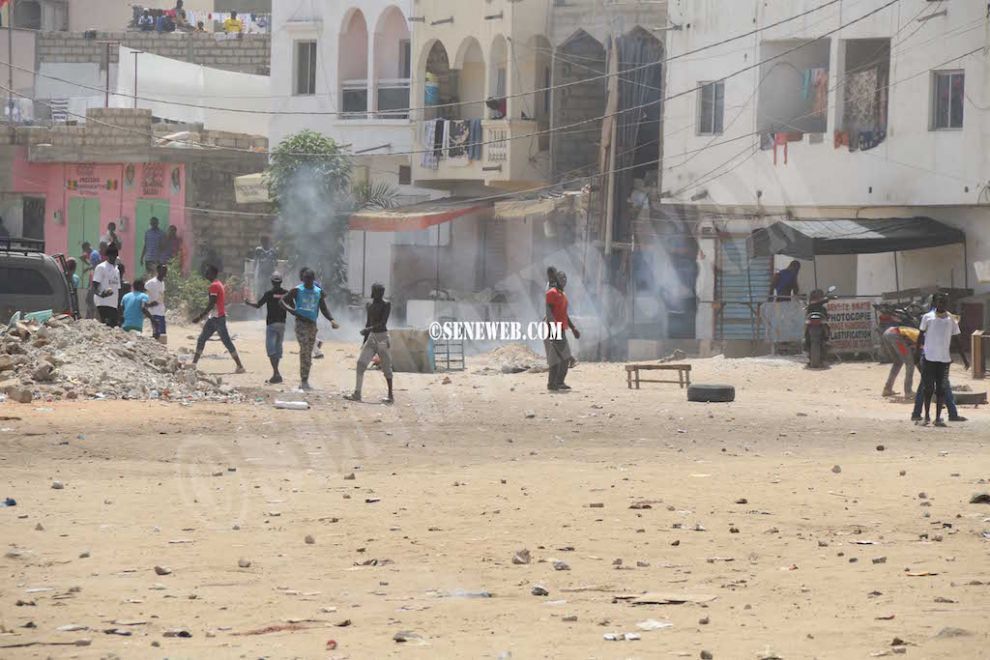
[67,198,101,284]
[135,199,170,273]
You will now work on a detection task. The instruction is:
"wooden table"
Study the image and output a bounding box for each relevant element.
[625,364,692,389]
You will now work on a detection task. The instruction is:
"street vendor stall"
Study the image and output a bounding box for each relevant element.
[748,217,968,355]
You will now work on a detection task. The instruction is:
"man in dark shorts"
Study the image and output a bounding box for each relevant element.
[192,265,246,373]
[247,271,288,384]
[345,283,393,403]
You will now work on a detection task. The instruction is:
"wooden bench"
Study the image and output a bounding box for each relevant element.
[625,364,692,389]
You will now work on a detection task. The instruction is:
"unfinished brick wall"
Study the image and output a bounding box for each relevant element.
[36,32,271,75]
[552,32,607,182]
[184,157,273,278]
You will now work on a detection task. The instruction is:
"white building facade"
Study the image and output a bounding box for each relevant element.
[270,0,434,299]
[663,0,990,341]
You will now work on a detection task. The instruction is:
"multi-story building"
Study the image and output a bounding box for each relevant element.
[271,0,669,333]
[663,0,990,343]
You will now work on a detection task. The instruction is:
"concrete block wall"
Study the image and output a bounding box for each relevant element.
[37,32,271,75]
[183,157,273,277]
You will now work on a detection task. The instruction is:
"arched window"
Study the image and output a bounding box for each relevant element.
[373,6,410,118]
[340,9,369,117]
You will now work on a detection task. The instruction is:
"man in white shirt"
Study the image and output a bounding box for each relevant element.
[91,245,122,327]
[145,263,168,344]
[917,293,961,427]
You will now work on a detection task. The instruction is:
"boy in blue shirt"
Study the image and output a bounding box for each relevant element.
[281,268,338,390]
[120,278,154,333]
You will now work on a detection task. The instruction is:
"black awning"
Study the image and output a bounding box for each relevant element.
[748,217,965,259]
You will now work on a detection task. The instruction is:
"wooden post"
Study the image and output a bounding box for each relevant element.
[973,330,985,379]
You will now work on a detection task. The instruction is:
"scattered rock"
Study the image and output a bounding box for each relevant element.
[701,651,714,659]
[531,585,549,596]
[153,565,172,576]
[238,558,252,568]
[163,628,192,638]
[51,480,64,490]
[305,535,315,545]
[553,560,570,571]
[935,627,971,639]
[512,549,531,565]
[969,493,990,504]
[831,465,842,474]
[876,445,885,451]
[393,631,422,643]
[343,473,356,480]
[735,498,748,504]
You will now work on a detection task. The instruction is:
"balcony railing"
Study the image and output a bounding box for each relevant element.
[341,79,368,119]
[377,78,410,119]
[412,118,548,185]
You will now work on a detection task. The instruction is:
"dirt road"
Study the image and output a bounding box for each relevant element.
[1,320,989,658]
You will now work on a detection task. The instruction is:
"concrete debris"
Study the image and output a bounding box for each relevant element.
[0,318,241,403]
[481,344,548,374]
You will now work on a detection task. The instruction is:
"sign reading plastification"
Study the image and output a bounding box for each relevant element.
[826,299,876,353]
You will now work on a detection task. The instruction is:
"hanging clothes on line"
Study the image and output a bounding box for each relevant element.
[421,121,439,170]
[446,120,471,166]
[812,68,829,117]
[467,119,483,161]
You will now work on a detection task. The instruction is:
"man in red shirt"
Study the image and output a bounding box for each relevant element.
[191,265,246,373]
[545,270,580,391]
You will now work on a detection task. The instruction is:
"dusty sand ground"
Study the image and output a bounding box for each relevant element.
[1,320,989,659]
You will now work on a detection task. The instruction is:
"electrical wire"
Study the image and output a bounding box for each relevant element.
[0,0,908,162]
[3,0,854,119]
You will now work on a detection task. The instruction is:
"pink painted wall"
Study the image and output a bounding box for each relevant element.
[11,148,188,268]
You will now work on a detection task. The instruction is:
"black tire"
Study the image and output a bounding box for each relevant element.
[809,339,823,369]
[687,384,735,403]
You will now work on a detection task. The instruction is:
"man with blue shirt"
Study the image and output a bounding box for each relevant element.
[120,278,154,333]
[281,268,338,391]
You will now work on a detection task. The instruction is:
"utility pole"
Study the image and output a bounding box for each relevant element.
[6,0,14,125]
[132,50,142,108]
[96,40,119,108]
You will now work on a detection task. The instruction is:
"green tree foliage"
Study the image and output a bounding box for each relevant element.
[265,130,353,305]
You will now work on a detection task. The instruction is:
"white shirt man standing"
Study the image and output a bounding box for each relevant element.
[91,245,122,327]
[145,263,168,344]
[917,293,961,427]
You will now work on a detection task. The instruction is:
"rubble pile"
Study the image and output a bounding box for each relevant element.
[479,343,548,374]
[0,317,241,403]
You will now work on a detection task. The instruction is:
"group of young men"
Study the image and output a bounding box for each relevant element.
[238,269,394,402]
[881,292,969,426]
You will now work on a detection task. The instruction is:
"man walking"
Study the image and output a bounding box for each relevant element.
[145,264,168,344]
[917,293,963,427]
[545,271,580,391]
[92,245,122,327]
[192,265,246,374]
[345,283,393,403]
[141,216,165,274]
[246,271,288,384]
[281,268,338,391]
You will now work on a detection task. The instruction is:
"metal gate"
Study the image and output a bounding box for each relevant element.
[715,238,771,340]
